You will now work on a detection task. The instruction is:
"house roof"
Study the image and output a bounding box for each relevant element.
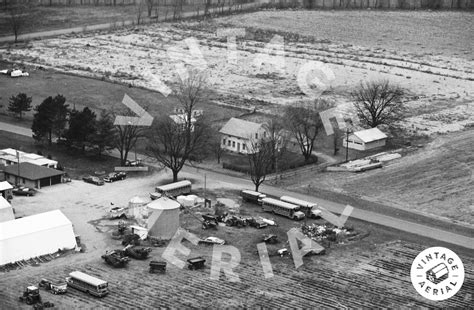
[219,118,264,139]
[3,162,64,180]
[352,128,387,143]
[0,181,13,191]
[0,210,72,241]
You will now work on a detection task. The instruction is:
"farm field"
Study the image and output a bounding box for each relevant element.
[278,128,474,226]
[1,12,473,135]
[1,175,472,309]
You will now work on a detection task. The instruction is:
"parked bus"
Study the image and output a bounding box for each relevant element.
[155,180,192,197]
[240,190,266,205]
[66,271,108,297]
[261,197,305,220]
[280,196,322,219]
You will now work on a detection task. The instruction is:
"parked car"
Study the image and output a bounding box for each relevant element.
[109,207,127,219]
[199,237,225,245]
[12,187,36,196]
[125,159,143,167]
[38,279,67,295]
[103,172,127,183]
[82,176,104,186]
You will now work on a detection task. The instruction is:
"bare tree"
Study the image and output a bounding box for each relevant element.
[351,80,405,128]
[263,118,287,174]
[145,0,154,17]
[284,100,331,162]
[7,3,29,43]
[135,0,145,24]
[147,70,211,181]
[247,139,274,192]
[173,0,184,20]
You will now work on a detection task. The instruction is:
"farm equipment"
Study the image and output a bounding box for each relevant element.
[225,215,247,228]
[263,234,278,244]
[247,218,268,229]
[19,286,42,305]
[123,245,152,260]
[149,261,167,274]
[101,250,130,268]
[202,214,219,230]
[38,278,67,294]
[187,257,206,270]
[122,233,141,246]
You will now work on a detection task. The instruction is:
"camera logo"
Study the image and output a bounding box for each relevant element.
[410,247,465,301]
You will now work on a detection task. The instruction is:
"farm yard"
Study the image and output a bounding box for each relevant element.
[0,171,472,309]
[0,8,473,309]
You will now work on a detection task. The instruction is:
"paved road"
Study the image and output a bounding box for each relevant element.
[1,121,472,250]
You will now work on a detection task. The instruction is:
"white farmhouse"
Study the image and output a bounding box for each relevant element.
[219,118,267,154]
[343,127,387,151]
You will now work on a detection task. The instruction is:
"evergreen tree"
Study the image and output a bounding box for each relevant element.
[8,93,32,119]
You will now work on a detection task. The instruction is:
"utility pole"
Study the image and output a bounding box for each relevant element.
[345,128,349,162]
[16,150,20,186]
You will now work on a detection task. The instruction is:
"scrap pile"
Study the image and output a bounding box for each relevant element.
[302,224,355,243]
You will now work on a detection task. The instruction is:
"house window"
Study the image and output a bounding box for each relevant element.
[232,141,235,147]
[242,144,246,150]
[263,131,266,138]
[222,138,226,145]
[22,178,25,184]
[228,140,231,146]
[255,133,258,139]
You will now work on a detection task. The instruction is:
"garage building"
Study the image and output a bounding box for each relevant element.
[3,162,65,189]
[0,210,77,265]
[343,128,388,151]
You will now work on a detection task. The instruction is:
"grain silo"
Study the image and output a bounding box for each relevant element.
[147,197,180,240]
[128,196,150,225]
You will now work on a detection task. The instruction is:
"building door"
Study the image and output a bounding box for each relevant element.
[237,143,240,152]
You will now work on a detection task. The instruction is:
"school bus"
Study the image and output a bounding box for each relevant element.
[261,197,305,220]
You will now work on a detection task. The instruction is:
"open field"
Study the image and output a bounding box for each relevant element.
[1,172,472,308]
[277,129,474,226]
[1,11,472,135]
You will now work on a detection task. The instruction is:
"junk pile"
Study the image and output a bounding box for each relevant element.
[199,212,275,229]
[302,224,357,244]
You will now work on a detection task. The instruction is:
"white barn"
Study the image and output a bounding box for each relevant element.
[343,128,387,151]
[0,210,77,265]
[219,118,267,154]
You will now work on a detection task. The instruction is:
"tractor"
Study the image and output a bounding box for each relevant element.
[19,286,42,305]
[123,245,152,260]
[101,250,130,268]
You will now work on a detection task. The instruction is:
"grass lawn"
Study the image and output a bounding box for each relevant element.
[0,130,143,179]
[0,60,243,126]
[222,149,318,174]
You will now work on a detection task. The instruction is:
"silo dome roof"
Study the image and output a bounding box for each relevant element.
[147,197,181,210]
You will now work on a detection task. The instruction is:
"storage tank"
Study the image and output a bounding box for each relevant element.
[147,197,180,240]
[128,196,148,218]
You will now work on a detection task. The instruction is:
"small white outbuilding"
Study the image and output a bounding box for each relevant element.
[0,210,77,265]
[0,196,14,223]
[343,128,387,151]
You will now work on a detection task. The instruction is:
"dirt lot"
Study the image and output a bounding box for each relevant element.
[1,174,473,308]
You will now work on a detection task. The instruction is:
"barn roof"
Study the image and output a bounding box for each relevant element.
[352,128,387,143]
[0,210,72,241]
[219,118,264,139]
[3,162,64,180]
